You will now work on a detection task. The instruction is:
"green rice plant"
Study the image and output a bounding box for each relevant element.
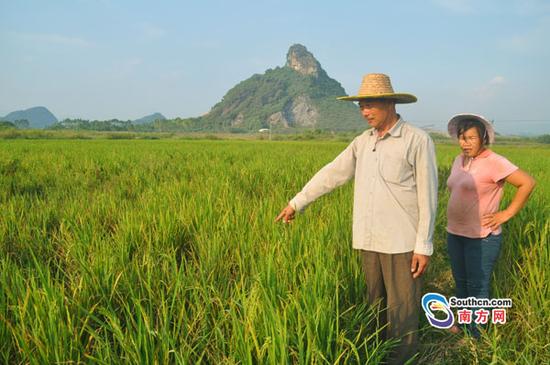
[0,139,548,364]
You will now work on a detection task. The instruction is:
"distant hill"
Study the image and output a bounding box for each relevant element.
[197,44,365,131]
[2,106,58,128]
[133,112,166,125]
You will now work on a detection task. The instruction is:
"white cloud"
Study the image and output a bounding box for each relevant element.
[511,0,550,15]
[127,58,142,67]
[110,57,143,79]
[142,23,166,40]
[159,70,185,82]
[498,34,532,53]
[498,17,550,54]
[475,75,506,100]
[489,76,506,85]
[76,0,113,6]
[192,39,221,50]
[433,0,550,16]
[432,0,474,14]
[14,32,92,47]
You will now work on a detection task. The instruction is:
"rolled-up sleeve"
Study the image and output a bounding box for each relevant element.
[290,139,357,212]
[413,136,438,255]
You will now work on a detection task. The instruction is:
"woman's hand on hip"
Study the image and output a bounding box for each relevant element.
[482,210,512,231]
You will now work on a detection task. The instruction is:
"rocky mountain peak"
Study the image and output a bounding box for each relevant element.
[285,44,322,77]
[199,43,363,131]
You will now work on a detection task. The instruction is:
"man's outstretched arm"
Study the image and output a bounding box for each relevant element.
[276,138,358,222]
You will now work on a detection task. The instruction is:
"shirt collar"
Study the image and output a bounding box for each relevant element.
[368,115,404,137]
[476,148,492,159]
[461,148,492,168]
[387,116,404,137]
[466,148,491,160]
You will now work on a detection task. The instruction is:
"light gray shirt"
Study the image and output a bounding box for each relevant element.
[289,117,438,255]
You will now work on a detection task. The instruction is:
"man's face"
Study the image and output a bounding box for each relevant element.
[358,100,393,129]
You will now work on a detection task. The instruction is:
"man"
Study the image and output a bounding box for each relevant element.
[276,73,438,364]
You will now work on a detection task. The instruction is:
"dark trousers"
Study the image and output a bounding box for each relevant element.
[361,250,422,365]
[447,232,502,337]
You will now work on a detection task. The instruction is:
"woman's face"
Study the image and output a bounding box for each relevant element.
[458,127,484,158]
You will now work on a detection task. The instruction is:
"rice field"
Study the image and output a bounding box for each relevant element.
[0,139,548,364]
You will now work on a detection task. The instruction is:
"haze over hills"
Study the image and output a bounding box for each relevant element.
[2,44,366,132]
[2,44,548,135]
[1,107,167,130]
[133,113,166,125]
[2,106,58,129]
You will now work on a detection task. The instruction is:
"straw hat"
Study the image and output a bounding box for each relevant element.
[337,73,417,103]
[447,113,495,144]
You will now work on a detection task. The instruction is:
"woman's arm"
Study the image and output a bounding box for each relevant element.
[482,169,536,231]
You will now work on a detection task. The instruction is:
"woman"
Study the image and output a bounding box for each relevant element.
[445,113,535,337]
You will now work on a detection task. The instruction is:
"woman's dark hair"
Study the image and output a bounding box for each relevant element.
[456,119,490,145]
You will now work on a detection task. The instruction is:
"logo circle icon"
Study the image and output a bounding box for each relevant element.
[422,293,455,329]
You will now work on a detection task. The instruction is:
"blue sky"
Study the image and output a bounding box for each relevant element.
[1,0,549,134]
